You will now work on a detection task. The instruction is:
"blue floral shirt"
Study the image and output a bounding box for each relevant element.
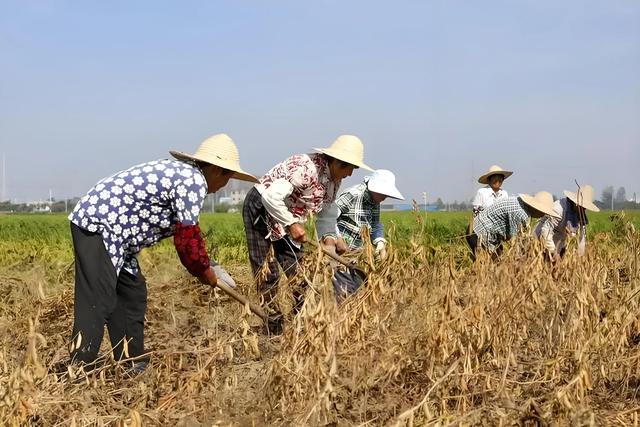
[69,159,208,275]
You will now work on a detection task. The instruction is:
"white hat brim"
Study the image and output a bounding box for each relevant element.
[368,181,404,200]
[169,150,259,183]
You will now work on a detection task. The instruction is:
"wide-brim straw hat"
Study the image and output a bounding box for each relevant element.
[170,133,258,183]
[519,191,561,218]
[563,185,600,212]
[314,135,373,171]
[478,165,513,184]
[366,169,404,200]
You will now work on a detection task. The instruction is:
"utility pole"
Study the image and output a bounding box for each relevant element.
[1,153,5,202]
[611,193,614,211]
[422,192,427,212]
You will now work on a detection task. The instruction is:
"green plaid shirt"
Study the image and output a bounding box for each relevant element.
[473,197,531,251]
[336,182,385,249]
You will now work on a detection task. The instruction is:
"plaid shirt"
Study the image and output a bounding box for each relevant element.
[336,182,384,249]
[473,197,530,251]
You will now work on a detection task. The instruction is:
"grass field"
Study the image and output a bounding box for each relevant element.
[0,210,639,425]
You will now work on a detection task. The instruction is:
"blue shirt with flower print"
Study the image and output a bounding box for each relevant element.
[69,159,208,275]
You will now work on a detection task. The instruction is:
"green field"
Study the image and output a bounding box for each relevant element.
[1,210,637,248]
[1,210,637,282]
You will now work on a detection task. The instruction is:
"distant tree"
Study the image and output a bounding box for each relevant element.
[435,198,445,210]
[615,187,627,203]
[601,186,614,208]
[215,203,230,213]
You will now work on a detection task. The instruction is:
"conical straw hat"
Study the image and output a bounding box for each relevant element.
[314,135,373,171]
[519,191,560,218]
[170,134,258,183]
[478,165,513,184]
[563,185,600,212]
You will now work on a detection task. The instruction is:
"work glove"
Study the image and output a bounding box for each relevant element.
[577,230,586,257]
[211,261,237,289]
[375,240,387,260]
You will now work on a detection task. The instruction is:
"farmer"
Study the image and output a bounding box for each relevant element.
[466,191,560,259]
[472,165,513,215]
[533,185,600,260]
[67,134,257,372]
[332,169,404,297]
[242,135,372,318]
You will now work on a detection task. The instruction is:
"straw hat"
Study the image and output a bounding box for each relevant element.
[519,191,561,218]
[366,169,404,200]
[314,135,373,171]
[170,134,258,183]
[478,165,513,184]
[563,185,600,212]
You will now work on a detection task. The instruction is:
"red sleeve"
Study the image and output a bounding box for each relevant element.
[173,222,210,277]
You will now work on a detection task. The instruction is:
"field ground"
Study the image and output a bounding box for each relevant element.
[1,210,639,425]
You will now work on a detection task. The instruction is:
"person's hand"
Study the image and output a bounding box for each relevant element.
[198,266,217,287]
[322,235,347,255]
[335,236,348,255]
[212,263,237,288]
[553,252,562,263]
[375,241,387,260]
[287,223,306,243]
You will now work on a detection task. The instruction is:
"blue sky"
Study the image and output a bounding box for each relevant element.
[1,1,639,203]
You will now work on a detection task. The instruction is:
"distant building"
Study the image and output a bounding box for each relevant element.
[229,189,248,205]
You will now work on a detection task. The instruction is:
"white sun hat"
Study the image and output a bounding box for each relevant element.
[366,169,404,200]
[519,191,561,218]
[314,135,373,171]
[170,133,258,183]
[563,185,600,212]
[478,165,513,184]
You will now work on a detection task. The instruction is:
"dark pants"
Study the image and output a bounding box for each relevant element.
[70,223,147,364]
[466,224,479,261]
[242,187,303,310]
[466,225,503,261]
[333,268,366,302]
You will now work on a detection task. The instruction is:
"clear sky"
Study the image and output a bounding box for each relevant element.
[1,0,639,204]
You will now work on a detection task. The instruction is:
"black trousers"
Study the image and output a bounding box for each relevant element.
[70,223,147,364]
[242,187,303,309]
[333,268,366,302]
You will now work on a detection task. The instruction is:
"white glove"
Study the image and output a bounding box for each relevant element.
[211,262,237,288]
[375,241,387,260]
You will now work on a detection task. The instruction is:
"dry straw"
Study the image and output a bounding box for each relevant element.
[0,215,639,425]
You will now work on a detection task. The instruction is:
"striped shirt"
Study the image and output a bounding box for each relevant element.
[473,197,530,251]
[336,182,384,249]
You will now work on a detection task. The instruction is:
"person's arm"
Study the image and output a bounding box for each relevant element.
[173,222,215,285]
[169,168,214,284]
[316,201,339,239]
[508,208,530,240]
[261,155,317,242]
[538,216,559,254]
[370,204,386,259]
[317,202,347,254]
[472,189,484,214]
[261,178,297,227]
